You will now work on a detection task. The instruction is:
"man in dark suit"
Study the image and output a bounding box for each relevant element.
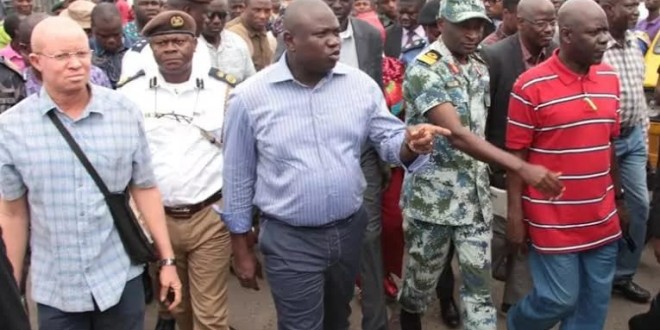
[480,0,558,315]
[275,1,386,329]
[383,0,425,58]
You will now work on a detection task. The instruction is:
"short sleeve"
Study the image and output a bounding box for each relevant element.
[404,64,451,116]
[128,105,157,188]
[0,128,26,200]
[505,78,538,150]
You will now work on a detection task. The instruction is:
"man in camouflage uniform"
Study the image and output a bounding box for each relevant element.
[398,0,564,329]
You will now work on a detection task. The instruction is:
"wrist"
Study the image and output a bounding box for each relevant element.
[158,257,176,268]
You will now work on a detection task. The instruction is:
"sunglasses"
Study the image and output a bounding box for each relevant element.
[206,11,228,20]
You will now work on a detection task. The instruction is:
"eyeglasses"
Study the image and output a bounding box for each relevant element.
[522,17,557,29]
[35,50,93,62]
[206,11,228,20]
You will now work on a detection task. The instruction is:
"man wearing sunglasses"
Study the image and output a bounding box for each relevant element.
[202,0,256,83]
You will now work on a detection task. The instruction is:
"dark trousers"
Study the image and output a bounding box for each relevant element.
[37,274,145,330]
[260,207,368,330]
[0,234,30,330]
[359,151,388,330]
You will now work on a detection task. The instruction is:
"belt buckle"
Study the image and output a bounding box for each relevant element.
[168,207,192,219]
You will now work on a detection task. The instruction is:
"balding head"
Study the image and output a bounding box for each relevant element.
[557,0,605,31]
[516,0,556,48]
[517,0,555,18]
[29,17,91,95]
[283,0,333,32]
[282,0,340,81]
[557,0,609,70]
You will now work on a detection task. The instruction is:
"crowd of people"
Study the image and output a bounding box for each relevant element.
[0,0,660,329]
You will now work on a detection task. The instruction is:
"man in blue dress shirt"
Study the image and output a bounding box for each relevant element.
[222,0,449,329]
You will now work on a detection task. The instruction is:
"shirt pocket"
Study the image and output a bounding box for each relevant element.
[88,151,132,192]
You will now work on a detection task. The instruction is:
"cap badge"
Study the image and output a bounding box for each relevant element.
[170,15,185,28]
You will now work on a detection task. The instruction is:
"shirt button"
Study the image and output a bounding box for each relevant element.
[79,212,84,217]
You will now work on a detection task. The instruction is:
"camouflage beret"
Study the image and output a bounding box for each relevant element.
[439,0,491,24]
[141,10,196,38]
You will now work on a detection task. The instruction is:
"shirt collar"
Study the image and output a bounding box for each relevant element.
[607,30,635,50]
[340,21,354,40]
[519,33,548,64]
[37,84,105,117]
[549,49,599,85]
[268,53,349,84]
[404,25,425,38]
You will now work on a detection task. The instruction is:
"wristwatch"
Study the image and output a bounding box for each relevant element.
[158,257,176,267]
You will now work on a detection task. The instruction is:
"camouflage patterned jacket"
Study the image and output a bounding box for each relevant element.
[0,57,25,114]
[401,40,493,226]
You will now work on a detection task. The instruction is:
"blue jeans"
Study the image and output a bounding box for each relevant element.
[259,207,368,330]
[507,242,618,330]
[614,125,649,280]
[37,274,145,330]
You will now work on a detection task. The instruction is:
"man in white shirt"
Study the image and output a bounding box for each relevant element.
[120,0,212,78]
[119,11,234,330]
[201,0,256,83]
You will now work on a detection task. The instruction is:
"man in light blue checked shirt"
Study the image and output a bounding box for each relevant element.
[0,17,182,330]
[222,1,450,329]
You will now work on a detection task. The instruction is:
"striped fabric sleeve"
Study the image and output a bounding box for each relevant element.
[506,79,537,150]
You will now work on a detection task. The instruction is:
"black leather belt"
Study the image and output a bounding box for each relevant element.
[165,190,222,219]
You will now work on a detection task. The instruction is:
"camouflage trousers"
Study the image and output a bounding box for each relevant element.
[398,216,496,330]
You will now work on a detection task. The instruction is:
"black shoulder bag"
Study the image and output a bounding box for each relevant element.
[47,110,158,264]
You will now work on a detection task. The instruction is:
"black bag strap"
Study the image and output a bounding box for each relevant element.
[47,110,112,198]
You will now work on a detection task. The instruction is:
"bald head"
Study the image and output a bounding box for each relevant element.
[558,0,606,30]
[32,16,88,53]
[282,0,340,79]
[517,0,555,18]
[283,0,334,33]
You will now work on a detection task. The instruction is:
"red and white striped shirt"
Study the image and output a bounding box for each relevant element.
[506,50,622,254]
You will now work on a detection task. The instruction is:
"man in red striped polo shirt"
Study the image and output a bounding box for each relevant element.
[505,0,630,329]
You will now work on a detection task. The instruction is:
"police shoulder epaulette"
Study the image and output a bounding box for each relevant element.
[416,49,441,67]
[208,68,237,87]
[130,39,148,52]
[116,70,146,89]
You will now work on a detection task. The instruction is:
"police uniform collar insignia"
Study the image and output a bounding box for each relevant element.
[208,68,237,87]
[417,49,441,66]
[170,15,184,28]
[131,39,148,52]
